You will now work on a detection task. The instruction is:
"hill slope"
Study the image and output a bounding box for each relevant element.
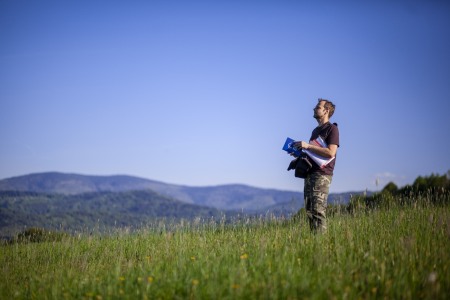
[0,173,365,237]
[0,172,303,211]
[0,190,223,237]
[0,172,183,197]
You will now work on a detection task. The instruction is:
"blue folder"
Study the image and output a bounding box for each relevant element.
[282,137,302,157]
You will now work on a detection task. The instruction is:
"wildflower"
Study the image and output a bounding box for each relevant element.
[192,279,199,286]
[147,276,154,283]
[428,272,438,283]
[240,253,248,260]
[119,276,125,281]
[190,256,196,261]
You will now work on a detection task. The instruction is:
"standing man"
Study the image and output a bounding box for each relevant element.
[294,98,339,233]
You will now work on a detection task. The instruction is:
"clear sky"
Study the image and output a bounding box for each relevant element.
[1,0,449,193]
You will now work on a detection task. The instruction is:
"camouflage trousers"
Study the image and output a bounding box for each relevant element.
[304,173,332,233]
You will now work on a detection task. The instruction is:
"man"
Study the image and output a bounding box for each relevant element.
[294,98,339,233]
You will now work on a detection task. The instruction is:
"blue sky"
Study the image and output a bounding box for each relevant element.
[1,0,449,193]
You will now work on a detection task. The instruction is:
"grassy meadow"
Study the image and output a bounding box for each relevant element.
[1,200,449,299]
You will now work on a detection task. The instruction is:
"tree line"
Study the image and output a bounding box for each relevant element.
[332,171,450,215]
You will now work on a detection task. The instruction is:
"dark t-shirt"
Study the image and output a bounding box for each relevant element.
[309,122,340,176]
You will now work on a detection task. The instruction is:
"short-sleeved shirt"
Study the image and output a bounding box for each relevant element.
[309,122,340,176]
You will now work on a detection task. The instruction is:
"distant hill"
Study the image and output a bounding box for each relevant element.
[0,172,303,211]
[0,172,183,197]
[0,172,367,238]
[0,190,223,237]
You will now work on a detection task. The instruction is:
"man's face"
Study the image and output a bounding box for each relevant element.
[313,101,328,119]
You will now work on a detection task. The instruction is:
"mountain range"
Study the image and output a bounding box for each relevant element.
[0,172,362,237]
[0,172,306,211]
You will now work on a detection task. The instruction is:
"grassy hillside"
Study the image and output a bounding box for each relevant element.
[1,197,449,299]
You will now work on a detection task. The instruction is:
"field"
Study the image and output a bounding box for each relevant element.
[1,202,449,299]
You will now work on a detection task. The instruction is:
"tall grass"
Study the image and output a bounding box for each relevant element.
[1,203,449,299]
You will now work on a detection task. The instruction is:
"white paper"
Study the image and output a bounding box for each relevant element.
[304,136,335,168]
[303,149,335,168]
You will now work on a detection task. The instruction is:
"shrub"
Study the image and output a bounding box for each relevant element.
[15,227,67,243]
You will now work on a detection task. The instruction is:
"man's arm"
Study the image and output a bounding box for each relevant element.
[296,141,337,158]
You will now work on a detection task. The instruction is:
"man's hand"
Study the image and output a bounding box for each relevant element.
[293,141,309,149]
[295,141,337,158]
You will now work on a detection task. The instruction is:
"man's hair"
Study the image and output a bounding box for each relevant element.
[318,98,335,118]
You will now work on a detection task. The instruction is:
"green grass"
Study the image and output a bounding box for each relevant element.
[1,205,449,299]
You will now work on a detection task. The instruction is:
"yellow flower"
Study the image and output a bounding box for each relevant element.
[190,256,196,261]
[119,276,125,281]
[147,276,154,283]
[192,279,199,286]
[240,253,248,259]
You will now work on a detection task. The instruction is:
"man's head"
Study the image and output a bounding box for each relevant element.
[314,98,335,120]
